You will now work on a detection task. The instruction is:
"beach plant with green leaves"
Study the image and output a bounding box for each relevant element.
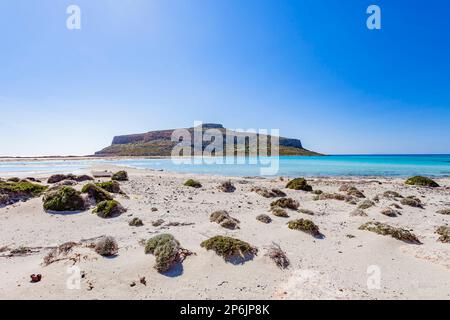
[256,214,272,223]
[43,186,85,212]
[95,181,122,193]
[358,200,375,210]
[184,179,202,188]
[251,187,286,198]
[93,200,126,218]
[210,210,240,229]
[286,178,313,191]
[201,236,258,261]
[400,196,423,208]
[271,206,289,217]
[0,181,47,203]
[81,183,113,203]
[112,170,128,181]
[405,176,439,187]
[95,236,119,256]
[129,217,144,227]
[270,198,299,210]
[359,221,421,244]
[287,219,321,237]
[346,186,366,198]
[145,234,189,273]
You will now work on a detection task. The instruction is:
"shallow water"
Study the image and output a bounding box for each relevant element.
[1,155,450,177]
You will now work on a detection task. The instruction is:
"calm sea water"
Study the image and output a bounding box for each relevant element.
[1,155,450,177]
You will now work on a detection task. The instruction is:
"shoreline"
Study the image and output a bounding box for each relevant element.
[1,158,450,181]
[0,156,170,162]
[1,164,450,181]
[1,154,450,181]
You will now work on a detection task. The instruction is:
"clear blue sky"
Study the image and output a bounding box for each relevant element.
[1,0,449,156]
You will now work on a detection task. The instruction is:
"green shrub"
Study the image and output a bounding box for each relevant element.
[270,198,299,210]
[400,196,423,208]
[358,200,375,210]
[200,236,257,260]
[359,221,421,244]
[112,171,128,181]
[287,219,321,237]
[43,186,85,212]
[95,236,118,256]
[435,226,450,243]
[405,176,439,187]
[93,200,126,218]
[184,179,202,188]
[256,214,272,223]
[286,178,313,191]
[95,181,122,194]
[210,210,240,229]
[252,186,283,198]
[312,189,323,195]
[145,234,174,254]
[129,217,144,227]
[0,181,47,198]
[153,242,180,272]
[81,183,113,203]
[347,187,366,198]
[271,206,289,217]
[145,234,181,272]
[251,187,286,198]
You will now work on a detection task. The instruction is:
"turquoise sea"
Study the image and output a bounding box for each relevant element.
[1,155,450,178]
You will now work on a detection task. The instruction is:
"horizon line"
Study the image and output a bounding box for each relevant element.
[1,153,450,159]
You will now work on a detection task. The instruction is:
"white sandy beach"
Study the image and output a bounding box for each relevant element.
[0,164,449,300]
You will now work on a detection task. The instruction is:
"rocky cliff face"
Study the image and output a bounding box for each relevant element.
[111,124,225,145]
[96,124,319,157]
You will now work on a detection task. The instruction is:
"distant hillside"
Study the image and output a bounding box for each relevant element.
[95,123,321,157]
